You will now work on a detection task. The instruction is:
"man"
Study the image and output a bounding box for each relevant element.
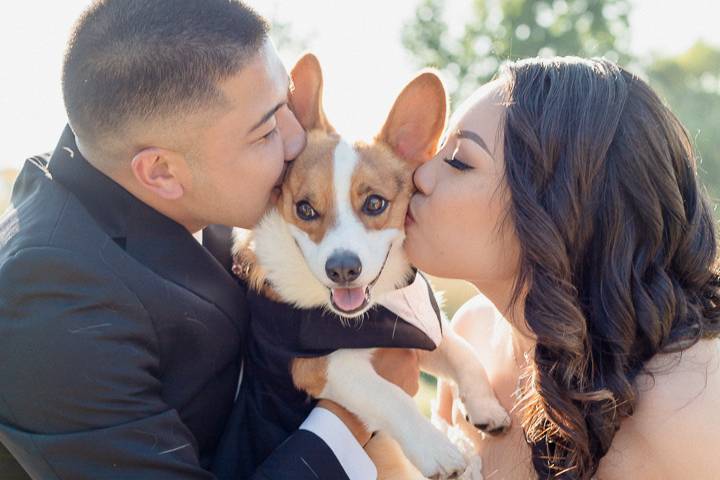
[0,1,422,478]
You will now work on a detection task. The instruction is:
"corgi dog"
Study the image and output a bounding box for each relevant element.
[233,53,510,479]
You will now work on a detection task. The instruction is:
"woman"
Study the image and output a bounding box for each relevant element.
[404,56,720,479]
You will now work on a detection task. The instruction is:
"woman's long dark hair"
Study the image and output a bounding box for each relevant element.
[499,57,720,478]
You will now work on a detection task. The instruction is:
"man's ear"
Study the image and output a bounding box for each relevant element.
[130,147,186,200]
[376,71,447,165]
[289,53,335,133]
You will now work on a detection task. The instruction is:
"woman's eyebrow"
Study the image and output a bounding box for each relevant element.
[457,129,493,157]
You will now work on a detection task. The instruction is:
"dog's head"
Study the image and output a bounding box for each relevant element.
[247,53,446,318]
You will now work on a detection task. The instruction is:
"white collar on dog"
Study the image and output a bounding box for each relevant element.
[378,273,443,348]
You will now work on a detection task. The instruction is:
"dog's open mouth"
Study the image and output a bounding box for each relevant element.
[330,286,370,314]
[326,247,392,316]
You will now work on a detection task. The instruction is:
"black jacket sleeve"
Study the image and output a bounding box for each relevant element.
[0,247,215,479]
[0,246,353,480]
[251,430,350,480]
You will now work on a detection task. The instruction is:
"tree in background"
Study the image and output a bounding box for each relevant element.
[402,0,719,203]
[647,41,720,200]
[402,0,632,103]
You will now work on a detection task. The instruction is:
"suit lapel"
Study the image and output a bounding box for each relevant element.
[123,209,247,328]
[48,125,247,332]
[202,224,235,272]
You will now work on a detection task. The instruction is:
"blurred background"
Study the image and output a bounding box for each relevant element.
[2,0,719,413]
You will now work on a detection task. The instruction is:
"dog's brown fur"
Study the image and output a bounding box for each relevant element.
[291,356,329,398]
[278,131,340,244]
[232,238,283,303]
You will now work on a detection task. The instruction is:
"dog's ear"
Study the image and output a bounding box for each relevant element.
[376,71,447,165]
[289,53,335,133]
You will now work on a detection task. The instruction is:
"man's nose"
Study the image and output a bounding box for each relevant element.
[277,106,306,161]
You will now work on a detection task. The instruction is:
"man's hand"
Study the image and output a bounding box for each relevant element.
[317,349,421,447]
[316,399,373,447]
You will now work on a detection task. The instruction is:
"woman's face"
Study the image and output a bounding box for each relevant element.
[405,80,520,292]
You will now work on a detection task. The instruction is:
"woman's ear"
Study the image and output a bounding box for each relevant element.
[130,147,186,200]
[376,70,447,165]
[289,52,335,133]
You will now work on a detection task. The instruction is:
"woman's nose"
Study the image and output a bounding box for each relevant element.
[278,106,306,161]
[413,159,435,195]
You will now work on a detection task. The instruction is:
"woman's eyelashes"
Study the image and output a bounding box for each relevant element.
[442,143,474,171]
[444,155,473,171]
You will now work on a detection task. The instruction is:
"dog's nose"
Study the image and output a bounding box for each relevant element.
[325,251,362,284]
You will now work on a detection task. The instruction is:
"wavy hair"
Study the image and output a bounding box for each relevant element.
[498,57,720,478]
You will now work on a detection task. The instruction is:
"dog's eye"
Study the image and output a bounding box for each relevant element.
[296,201,319,221]
[362,195,388,216]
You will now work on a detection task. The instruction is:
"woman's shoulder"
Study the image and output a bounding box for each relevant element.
[600,338,720,479]
[634,338,720,428]
[450,294,505,346]
[449,295,512,370]
[640,337,720,396]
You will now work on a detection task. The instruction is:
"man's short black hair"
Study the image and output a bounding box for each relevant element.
[62,0,269,145]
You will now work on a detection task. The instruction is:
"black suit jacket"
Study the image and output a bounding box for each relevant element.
[0,126,354,479]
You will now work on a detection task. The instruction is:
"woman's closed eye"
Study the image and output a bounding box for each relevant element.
[444,155,473,171]
[443,143,474,171]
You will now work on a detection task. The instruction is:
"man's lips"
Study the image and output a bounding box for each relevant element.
[405,206,415,226]
[274,163,291,189]
[270,166,288,204]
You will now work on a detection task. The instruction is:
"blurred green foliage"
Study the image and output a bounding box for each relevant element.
[647,41,720,200]
[402,0,632,104]
[402,0,720,203]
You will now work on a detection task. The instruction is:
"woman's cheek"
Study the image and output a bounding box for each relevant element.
[405,219,435,271]
[403,224,425,268]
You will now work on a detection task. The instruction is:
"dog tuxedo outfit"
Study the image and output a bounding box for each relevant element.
[212,272,444,478]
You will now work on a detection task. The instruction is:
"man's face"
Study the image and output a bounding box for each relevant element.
[182,39,306,229]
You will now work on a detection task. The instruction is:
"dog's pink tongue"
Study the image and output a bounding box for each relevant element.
[332,287,366,312]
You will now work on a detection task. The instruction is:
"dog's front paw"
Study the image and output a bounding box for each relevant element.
[401,423,467,478]
[456,393,511,436]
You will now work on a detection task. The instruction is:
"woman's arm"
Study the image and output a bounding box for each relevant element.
[434,295,501,424]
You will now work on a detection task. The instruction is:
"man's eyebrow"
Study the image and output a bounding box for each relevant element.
[248,75,292,135]
[248,101,286,134]
[457,129,493,157]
